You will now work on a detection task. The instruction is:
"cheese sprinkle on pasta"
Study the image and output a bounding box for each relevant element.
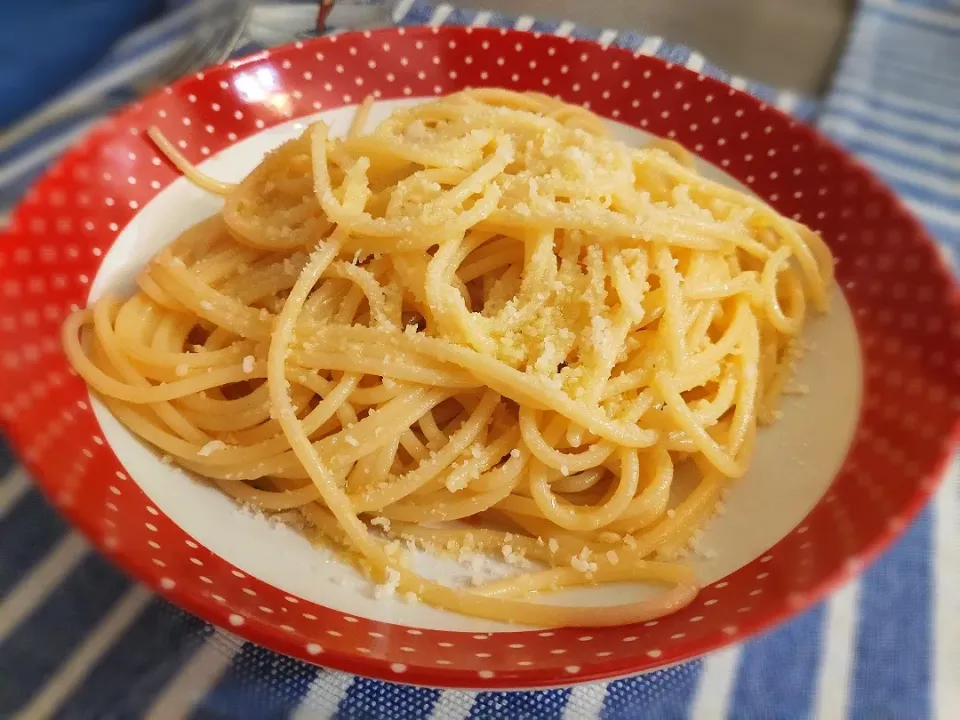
[63,89,833,627]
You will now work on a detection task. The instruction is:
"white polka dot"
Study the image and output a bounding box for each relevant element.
[327,630,342,637]
[160,577,175,590]
[145,523,157,532]
[564,665,581,674]
[258,606,274,614]
[231,569,245,578]
[478,669,494,678]
[647,649,662,658]
[549,648,567,654]
[302,613,317,620]
[242,588,256,596]
[690,615,704,623]
[306,642,323,655]
[199,576,212,584]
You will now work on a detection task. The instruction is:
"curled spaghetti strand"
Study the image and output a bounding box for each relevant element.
[64,90,832,627]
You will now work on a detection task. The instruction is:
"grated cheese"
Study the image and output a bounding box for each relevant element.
[197,440,226,457]
[373,567,401,599]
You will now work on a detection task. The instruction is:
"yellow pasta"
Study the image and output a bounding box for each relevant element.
[63,89,832,627]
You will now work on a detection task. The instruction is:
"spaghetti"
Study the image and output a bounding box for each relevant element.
[63,90,833,627]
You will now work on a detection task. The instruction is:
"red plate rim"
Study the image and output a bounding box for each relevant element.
[1,25,959,689]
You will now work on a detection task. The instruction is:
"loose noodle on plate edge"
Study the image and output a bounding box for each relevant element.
[63,89,834,628]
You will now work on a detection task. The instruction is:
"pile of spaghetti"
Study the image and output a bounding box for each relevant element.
[64,89,833,627]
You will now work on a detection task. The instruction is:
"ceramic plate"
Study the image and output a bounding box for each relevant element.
[1,26,958,689]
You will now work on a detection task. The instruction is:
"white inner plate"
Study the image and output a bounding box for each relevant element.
[90,98,863,632]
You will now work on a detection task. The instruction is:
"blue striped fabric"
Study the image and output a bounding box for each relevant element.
[0,1,957,718]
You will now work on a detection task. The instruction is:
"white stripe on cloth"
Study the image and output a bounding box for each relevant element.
[864,0,960,31]
[0,120,98,188]
[291,669,355,719]
[858,153,960,199]
[0,533,88,644]
[826,94,960,146]
[597,30,619,48]
[820,116,960,171]
[685,52,706,72]
[14,585,152,720]
[428,690,478,720]
[0,35,189,156]
[689,645,742,720]
[907,199,960,233]
[470,11,493,28]
[842,57,960,104]
[934,461,960,720]
[143,630,244,720]
[637,37,663,56]
[110,0,221,58]
[775,91,800,114]
[0,466,31,521]
[392,0,417,24]
[835,76,960,119]
[514,16,535,31]
[814,579,861,720]
[428,4,454,27]
[562,681,610,720]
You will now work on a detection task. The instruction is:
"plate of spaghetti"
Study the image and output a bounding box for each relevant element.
[2,26,958,689]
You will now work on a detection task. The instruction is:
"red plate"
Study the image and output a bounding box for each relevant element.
[1,26,958,689]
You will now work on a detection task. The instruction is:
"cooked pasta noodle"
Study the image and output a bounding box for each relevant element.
[64,89,833,627]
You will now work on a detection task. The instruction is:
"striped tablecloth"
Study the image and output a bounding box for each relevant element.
[0,1,957,718]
